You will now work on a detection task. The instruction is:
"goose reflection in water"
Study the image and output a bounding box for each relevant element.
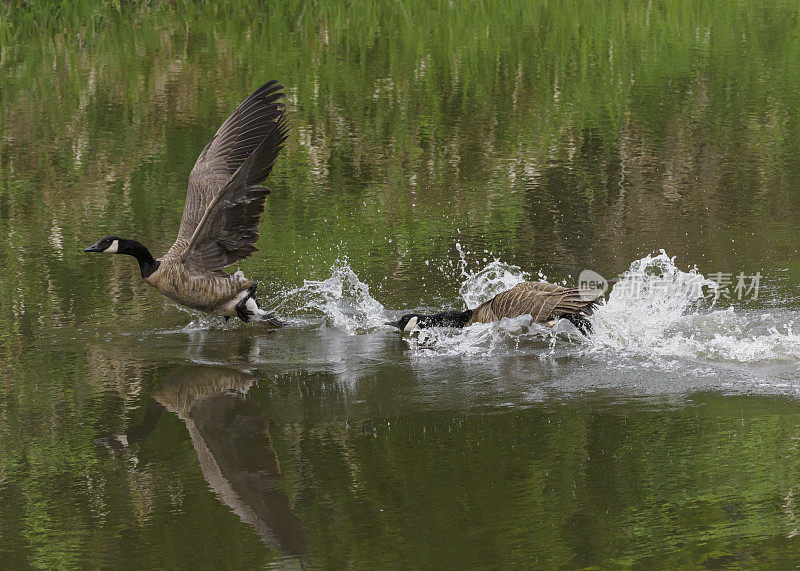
[102,364,307,560]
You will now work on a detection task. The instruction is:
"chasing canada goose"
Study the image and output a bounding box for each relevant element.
[387,281,603,334]
[84,81,288,324]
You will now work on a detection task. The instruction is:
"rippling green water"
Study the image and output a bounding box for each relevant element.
[4,1,800,567]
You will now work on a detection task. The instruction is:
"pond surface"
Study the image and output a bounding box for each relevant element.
[3,1,800,567]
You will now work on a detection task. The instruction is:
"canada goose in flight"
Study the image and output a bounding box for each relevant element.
[387,281,603,334]
[84,81,288,323]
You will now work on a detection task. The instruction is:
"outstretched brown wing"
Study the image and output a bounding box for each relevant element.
[470,281,602,324]
[165,81,287,268]
[181,114,288,272]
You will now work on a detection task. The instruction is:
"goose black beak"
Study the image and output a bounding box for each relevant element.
[84,243,101,252]
[385,320,401,329]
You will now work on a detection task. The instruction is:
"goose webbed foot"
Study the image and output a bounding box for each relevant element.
[260,312,286,327]
[237,283,285,326]
[236,296,255,323]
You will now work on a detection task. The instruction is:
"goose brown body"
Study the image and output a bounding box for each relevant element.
[388,280,603,333]
[143,263,253,314]
[467,281,600,325]
[85,81,289,319]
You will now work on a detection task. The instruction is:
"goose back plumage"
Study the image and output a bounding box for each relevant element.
[468,281,601,325]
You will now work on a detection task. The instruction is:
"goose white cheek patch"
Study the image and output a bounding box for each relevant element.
[404,316,418,332]
[106,240,119,253]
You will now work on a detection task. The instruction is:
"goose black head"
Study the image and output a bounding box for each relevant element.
[84,236,159,279]
[386,309,474,332]
[84,235,124,254]
[386,313,424,332]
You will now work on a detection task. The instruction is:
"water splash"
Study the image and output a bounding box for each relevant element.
[588,251,800,364]
[407,314,585,357]
[406,258,583,356]
[458,260,530,309]
[589,250,716,351]
[272,259,387,334]
[169,249,800,368]
[405,249,800,366]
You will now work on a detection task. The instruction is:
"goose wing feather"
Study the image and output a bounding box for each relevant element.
[471,281,602,323]
[181,114,289,272]
[163,81,287,267]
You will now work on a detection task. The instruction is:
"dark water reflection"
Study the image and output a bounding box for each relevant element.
[125,365,307,559]
[3,326,799,567]
[4,0,800,567]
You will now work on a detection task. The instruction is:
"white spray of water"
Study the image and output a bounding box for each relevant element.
[408,314,584,357]
[406,248,800,366]
[588,251,800,364]
[172,245,800,368]
[166,260,386,335]
[589,251,716,351]
[458,260,530,309]
[271,259,387,334]
[407,250,582,356]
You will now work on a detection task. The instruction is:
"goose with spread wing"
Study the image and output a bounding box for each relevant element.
[387,281,603,334]
[84,81,288,324]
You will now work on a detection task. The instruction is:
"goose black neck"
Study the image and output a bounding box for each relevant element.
[421,309,474,328]
[119,239,159,279]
